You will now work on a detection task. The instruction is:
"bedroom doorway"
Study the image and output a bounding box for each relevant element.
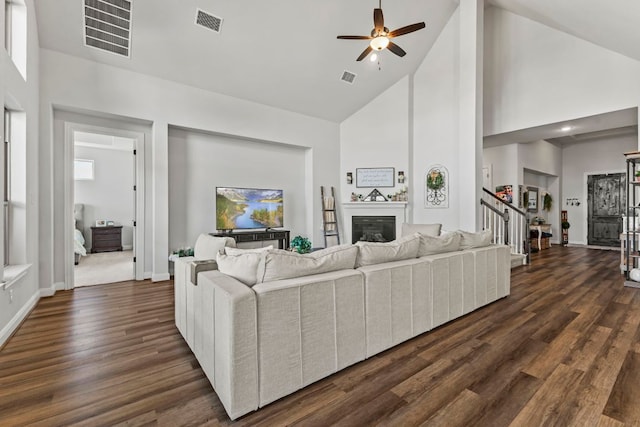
[65,122,145,289]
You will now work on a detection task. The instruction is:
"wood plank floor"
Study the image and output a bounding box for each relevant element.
[1,246,639,426]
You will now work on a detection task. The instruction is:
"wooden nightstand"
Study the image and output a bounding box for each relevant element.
[91,225,123,253]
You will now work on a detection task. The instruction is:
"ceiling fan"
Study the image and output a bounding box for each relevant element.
[337,0,426,62]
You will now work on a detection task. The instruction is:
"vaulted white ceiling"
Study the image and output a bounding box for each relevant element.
[34,1,640,123]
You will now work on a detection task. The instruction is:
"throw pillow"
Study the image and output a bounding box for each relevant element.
[417,232,462,257]
[216,251,263,286]
[458,229,493,250]
[224,245,273,255]
[355,233,420,267]
[194,234,236,261]
[401,223,442,237]
[257,244,359,283]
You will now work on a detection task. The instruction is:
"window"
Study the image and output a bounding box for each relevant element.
[74,159,95,180]
[4,0,26,79]
[3,109,10,266]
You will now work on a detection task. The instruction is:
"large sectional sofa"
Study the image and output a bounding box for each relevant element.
[174,225,511,420]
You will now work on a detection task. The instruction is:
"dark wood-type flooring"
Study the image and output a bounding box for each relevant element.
[2,246,639,426]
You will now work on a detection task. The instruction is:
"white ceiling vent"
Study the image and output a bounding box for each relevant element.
[83,0,132,57]
[341,70,357,84]
[195,9,223,33]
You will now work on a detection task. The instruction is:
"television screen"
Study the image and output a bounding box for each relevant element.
[216,187,283,230]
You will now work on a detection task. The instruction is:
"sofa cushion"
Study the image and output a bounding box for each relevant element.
[458,229,493,250]
[401,223,442,237]
[417,232,462,257]
[194,234,236,261]
[216,252,263,286]
[257,244,358,283]
[355,234,420,268]
[225,245,273,255]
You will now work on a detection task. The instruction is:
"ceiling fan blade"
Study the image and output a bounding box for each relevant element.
[356,46,373,61]
[373,8,384,32]
[337,35,373,40]
[387,41,406,57]
[388,22,426,38]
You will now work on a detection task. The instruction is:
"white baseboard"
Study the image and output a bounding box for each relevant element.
[0,290,40,348]
[123,245,133,250]
[144,271,152,280]
[151,273,170,282]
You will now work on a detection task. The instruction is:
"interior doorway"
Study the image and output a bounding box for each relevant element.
[73,131,135,286]
[587,172,625,247]
[64,122,145,289]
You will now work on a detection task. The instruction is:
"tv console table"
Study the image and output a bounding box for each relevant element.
[211,229,290,250]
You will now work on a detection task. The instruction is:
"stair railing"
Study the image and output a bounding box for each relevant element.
[481,188,530,264]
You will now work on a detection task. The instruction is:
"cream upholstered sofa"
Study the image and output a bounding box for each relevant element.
[174,226,511,420]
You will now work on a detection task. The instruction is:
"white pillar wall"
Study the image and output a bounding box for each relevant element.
[458,0,484,231]
[152,121,170,281]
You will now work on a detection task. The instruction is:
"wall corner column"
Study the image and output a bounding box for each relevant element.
[152,121,170,281]
[458,0,484,231]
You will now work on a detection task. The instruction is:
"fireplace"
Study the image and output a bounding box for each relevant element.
[352,216,396,243]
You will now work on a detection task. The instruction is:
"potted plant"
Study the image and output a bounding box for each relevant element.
[543,193,553,211]
[562,221,570,230]
[635,170,640,182]
[290,235,312,254]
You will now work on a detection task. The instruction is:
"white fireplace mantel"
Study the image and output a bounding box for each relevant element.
[342,202,408,244]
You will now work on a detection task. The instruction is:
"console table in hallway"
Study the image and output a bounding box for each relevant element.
[210,229,290,250]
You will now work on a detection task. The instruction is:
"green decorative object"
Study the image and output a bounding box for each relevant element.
[562,221,571,230]
[290,235,312,254]
[427,170,444,191]
[543,193,553,211]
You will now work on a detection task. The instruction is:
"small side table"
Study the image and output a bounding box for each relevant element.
[91,225,123,253]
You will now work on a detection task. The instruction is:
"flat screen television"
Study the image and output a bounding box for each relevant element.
[216,187,283,231]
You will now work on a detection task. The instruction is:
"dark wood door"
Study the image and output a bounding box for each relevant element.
[587,173,625,247]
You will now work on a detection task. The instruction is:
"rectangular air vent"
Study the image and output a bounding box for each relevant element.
[195,9,223,33]
[83,0,132,57]
[341,70,357,84]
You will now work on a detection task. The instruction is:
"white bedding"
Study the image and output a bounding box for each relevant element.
[74,229,87,256]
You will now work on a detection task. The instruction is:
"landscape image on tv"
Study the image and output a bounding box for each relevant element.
[216,187,283,230]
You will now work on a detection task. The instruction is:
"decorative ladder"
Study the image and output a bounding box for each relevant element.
[321,186,341,247]
[481,188,530,265]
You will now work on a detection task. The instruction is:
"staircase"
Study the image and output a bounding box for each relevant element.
[481,188,530,266]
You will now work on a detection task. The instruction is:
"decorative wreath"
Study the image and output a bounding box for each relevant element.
[427,170,444,191]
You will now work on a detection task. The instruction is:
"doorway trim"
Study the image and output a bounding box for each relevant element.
[64,122,146,290]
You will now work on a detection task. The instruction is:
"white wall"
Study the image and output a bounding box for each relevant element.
[1,0,40,346]
[562,135,636,245]
[39,49,340,287]
[75,146,135,250]
[483,144,519,203]
[484,6,640,137]
[340,76,410,211]
[168,128,307,250]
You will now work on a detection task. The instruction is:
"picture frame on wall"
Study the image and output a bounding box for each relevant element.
[356,167,395,188]
[527,187,539,211]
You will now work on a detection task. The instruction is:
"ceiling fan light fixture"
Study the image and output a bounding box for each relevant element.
[370,36,389,51]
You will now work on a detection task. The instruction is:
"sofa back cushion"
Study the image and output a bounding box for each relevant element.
[458,229,493,250]
[355,234,420,267]
[417,232,462,257]
[401,223,442,237]
[216,251,263,286]
[257,244,358,283]
[225,245,273,255]
[194,234,236,261]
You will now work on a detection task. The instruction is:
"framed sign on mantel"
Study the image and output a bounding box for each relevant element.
[356,167,395,188]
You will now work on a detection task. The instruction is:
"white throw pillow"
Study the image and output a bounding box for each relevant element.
[224,245,273,255]
[216,252,263,286]
[194,234,236,261]
[458,229,493,250]
[355,234,420,268]
[417,232,462,257]
[401,223,442,237]
[257,244,358,283]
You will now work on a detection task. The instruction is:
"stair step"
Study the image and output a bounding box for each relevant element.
[510,253,526,268]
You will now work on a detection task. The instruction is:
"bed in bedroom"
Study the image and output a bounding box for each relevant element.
[74,203,87,264]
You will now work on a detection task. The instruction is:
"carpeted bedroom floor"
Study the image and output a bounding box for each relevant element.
[74,250,135,287]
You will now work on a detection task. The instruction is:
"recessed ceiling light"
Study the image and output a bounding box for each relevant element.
[561,126,572,132]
